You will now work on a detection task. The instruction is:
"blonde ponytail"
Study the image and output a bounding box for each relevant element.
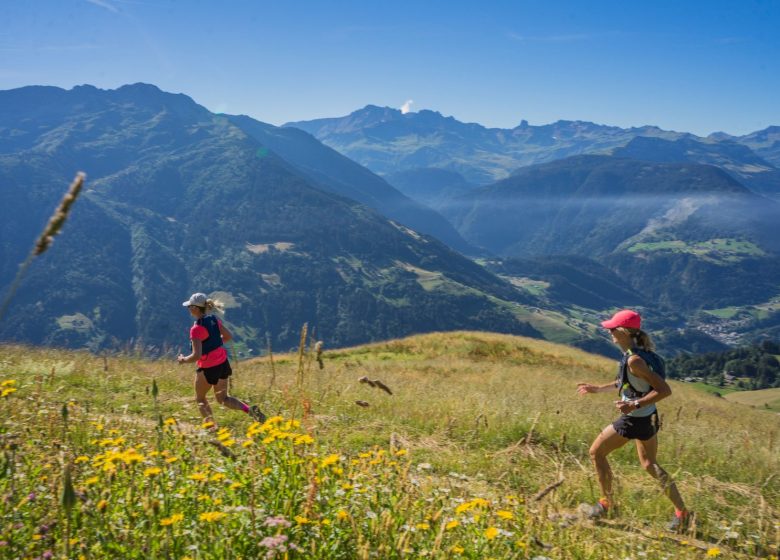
[204,298,225,316]
[614,327,655,351]
[632,328,655,351]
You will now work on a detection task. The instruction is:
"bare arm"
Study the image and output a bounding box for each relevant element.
[219,322,232,343]
[177,338,202,364]
[577,381,615,395]
[613,355,671,414]
[627,354,671,406]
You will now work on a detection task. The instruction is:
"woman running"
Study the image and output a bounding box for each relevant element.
[177,293,265,427]
[577,309,689,531]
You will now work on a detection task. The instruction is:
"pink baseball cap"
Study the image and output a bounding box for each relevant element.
[601,309,641,330]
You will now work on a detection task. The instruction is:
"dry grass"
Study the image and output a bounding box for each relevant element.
[1,331,778,558]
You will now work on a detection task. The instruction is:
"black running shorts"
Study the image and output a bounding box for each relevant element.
[612,414,657,441]
[197,360,232,385]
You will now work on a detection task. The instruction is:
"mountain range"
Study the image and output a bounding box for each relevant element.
[2,85,778,356]
[286,106,780,198]
[288,108,780,348]
[0,84,538,352]
[443,155,780,312]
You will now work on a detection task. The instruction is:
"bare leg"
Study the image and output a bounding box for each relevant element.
[195,371,215,425]
[589,425,630,505]
[213,378,249,412]
[635,436,686,511]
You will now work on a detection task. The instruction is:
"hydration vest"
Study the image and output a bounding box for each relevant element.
[616,347,666,399]
[197,315,223,355]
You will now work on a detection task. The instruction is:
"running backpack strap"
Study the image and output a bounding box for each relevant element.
[197,315,223,355]
[635,348,666,380]
[618,348,666,398]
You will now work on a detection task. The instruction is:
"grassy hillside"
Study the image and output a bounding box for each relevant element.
[1,332,778,559]
[724,387,780,412]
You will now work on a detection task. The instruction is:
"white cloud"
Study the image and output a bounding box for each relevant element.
[85,0,120,13]
[400,99,414,114]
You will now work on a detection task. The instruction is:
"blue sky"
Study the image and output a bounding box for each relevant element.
[1,0,778,135]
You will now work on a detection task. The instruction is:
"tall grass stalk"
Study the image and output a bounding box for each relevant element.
[0,172,85,322]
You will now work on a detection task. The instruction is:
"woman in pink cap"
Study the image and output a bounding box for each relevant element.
[177,293,265,427]
[577,309,689,531]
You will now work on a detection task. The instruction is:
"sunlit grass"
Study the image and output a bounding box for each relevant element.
[0,331,777,558]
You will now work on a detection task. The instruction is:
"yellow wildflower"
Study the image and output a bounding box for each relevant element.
[262,467,272,475]
[1,388,17,397]
[446,520,459,530]
[294,434,314,445]
[84,476,99,486]
[144,467,162,477]
[121,450,144,465]
[229,482,243,490]
[321,454,340,467]
[165,457,178,464]
[74,456,89,464]
[164,417,177,426]
[201,421,215,429]
[197,494,211,502]
[0,379,16,386]
[485,527,499,540]
[496,510,514,520]
[416,522,430,530]
[336,510,349,520]
[707,548,721,557]
[210,473,226,482]
[160,513,184,526]
[394,449,408,456]
[451,545,464,554]
[188,473,208,482]
[295,515,310,525]
[455,503,471,514]
[199,511,226,523]
[242,440,254,447]
[97,499,108,512]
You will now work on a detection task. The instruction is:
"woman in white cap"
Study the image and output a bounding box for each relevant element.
[177,293,265,427]
[577,309,689,531]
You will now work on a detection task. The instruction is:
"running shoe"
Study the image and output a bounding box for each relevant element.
[667,510,692,532]
[249,405,267,424]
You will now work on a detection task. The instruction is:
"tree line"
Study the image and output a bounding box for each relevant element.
[667,339,780,390]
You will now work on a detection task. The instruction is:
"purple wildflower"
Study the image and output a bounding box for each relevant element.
[259,534,288,548]
[262,515,291,528]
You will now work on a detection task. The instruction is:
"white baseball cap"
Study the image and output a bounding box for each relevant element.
[182,292,208,307]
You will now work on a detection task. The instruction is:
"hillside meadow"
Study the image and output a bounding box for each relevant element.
[0,331,778,559]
